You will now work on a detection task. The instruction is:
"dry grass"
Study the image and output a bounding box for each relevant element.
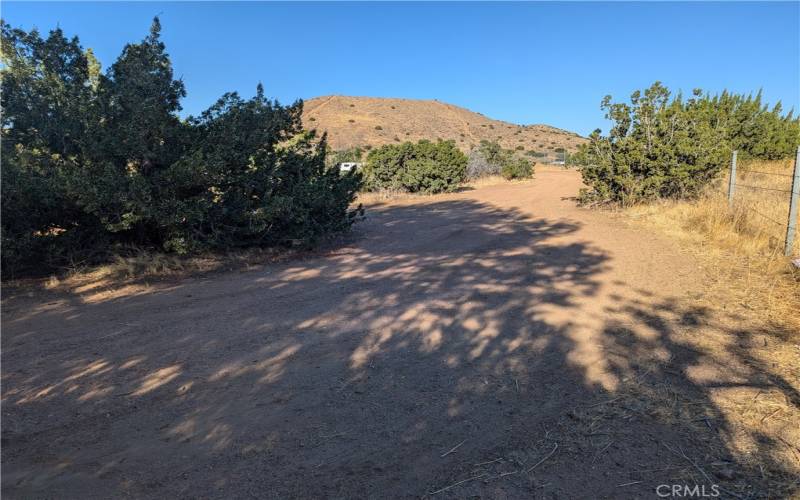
[354,175,536,205]
[626,158,799,333]
[302,95,586,155]
[355,189,429,205]
[465,174,510,188]
[465,174,535,189]
[11,246,303,300]
[598,160,800,498]
[614,158,800,497]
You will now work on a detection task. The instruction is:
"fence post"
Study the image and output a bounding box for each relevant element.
[727,150,737,208]
[784,145,800,256]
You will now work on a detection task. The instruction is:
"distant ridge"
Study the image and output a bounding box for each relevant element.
[301,95,586,158]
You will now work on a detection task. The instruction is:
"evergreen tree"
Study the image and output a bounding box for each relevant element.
[1,18,363,275]
[75,16,189,243]
[1,22,100,272]
[575,82,799,206]
[99,17,186,172]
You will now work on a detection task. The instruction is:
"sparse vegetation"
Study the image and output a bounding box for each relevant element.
[526,150,546,158]
[467,140,534,180]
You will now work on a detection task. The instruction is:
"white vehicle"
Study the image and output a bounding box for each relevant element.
[339,162,361,173]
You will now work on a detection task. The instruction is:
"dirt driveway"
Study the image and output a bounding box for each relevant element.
[3,169,798,498]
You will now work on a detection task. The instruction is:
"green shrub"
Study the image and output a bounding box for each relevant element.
[476,140,504,166]
[400,158,455,194]
[576,83,798,206]
[374,125,382,130]
[575,82,728,206]
[1,18,363,276]
[501,157,534,180]
[364,140,467,193]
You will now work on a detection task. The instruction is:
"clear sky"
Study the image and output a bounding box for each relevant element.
[3,1,799,136]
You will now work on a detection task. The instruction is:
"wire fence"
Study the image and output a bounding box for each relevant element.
[727,147,800,256]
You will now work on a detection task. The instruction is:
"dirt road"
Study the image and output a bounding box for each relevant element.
[3,169,798,498]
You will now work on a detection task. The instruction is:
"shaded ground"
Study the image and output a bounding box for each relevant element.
[3,170,798,498]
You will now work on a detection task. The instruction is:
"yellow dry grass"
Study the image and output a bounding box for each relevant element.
[627,158,800,333]
[354,174,538,205]
[33,247,294,301]
[302,95,586,154]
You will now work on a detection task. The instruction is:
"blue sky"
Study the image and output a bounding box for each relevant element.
[3,2,799,136]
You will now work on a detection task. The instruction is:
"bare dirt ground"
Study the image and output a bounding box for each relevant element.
[3,169,799,499]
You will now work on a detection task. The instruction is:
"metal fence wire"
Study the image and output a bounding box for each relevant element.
[727,146,800,256]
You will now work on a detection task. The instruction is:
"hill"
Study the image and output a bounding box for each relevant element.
[302,96,586,161]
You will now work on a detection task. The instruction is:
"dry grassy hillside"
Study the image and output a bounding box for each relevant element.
[302,95,586,159]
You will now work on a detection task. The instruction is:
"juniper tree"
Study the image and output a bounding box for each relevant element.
[576,82,800,205]
[1,18,363,275]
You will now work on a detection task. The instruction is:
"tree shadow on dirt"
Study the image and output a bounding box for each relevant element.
[587,295,800,499]
[2,199,798,499]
